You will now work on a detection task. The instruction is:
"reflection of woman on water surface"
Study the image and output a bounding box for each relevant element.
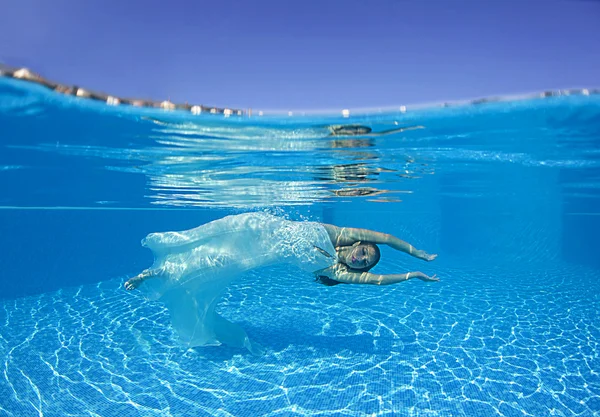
[142,116,424,139]
[325,124,424,137]
[125,213,438,354]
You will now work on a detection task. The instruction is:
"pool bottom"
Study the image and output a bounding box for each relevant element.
[0,263,598,417]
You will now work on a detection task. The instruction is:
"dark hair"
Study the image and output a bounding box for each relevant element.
[331,124,372,136]
[347,242,381,273]
[315,275,344,286]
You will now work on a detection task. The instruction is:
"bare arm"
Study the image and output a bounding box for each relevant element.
[321,224,437,262]
[124,268,162,291]
[366,125,425,137]
[331,269,439,285]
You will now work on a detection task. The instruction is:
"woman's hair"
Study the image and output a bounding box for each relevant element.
[315,275,344,286]
[315,242,381,286]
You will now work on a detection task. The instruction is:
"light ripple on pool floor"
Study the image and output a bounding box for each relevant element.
[0,263,599,417]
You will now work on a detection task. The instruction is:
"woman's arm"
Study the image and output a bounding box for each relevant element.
[367,125,425,137]
[321,224,437,261]
[124,268,163,290]
[332,269,439,285]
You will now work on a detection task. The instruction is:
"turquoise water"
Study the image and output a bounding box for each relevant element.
[1,77,599,416]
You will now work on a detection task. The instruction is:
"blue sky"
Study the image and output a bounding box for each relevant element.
[1,0,599,111]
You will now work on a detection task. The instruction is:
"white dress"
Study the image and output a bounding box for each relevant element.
[138,212,337,354]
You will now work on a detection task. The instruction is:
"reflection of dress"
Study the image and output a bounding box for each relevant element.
[138,212,337,354]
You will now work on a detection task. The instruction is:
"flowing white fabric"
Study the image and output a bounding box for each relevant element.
[137,212,336,354]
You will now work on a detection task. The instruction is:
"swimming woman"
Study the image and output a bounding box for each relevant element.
[124,212,437,354]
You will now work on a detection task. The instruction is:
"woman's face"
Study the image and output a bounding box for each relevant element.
[345,244,378,270]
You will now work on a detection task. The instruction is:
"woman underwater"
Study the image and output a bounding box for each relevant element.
[124,212,438,354]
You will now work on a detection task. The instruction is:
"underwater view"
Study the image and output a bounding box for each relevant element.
[1,76,600,416]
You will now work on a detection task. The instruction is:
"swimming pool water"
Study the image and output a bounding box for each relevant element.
[1,77,599,416]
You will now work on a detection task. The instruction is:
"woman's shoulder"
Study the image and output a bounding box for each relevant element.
[319,223,341,245]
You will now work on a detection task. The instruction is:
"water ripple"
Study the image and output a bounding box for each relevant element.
[1,263,598,416]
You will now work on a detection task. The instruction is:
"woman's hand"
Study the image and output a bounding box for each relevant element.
[415,250,437,262]
[124,276,143,291]
[414,272,439,282]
